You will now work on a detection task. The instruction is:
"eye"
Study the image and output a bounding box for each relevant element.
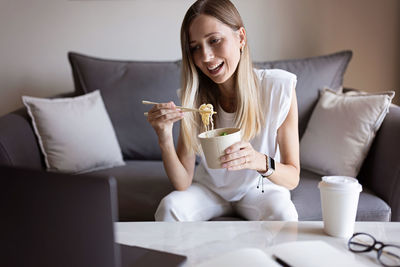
[210,38,220,45]
[190,45,200,53]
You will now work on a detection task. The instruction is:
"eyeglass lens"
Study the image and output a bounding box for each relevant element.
[380,246,400,267]
[349,233,400,267]
[349,233,375,252]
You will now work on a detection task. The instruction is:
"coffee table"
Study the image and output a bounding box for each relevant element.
[115,221,400,266]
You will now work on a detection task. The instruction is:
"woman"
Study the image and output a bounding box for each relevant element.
[147,0,300,221]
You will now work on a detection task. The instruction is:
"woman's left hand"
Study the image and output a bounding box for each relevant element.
[220,141,264,171]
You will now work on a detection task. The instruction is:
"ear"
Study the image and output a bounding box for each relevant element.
[237,27,246,47]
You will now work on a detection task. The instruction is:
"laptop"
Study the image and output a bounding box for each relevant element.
[0,165,186,267]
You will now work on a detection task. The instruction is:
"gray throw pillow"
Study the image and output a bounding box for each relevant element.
[300,87,394,177]
[69,52,181,160]
[69,50,352,160]
[22,90,125,174]
[255,50,352,138]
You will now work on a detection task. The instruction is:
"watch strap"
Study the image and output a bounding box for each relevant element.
[258,154,275,177]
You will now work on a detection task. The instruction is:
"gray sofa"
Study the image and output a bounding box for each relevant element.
[1,50,399,222]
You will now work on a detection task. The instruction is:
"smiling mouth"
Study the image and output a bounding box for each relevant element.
[207,62,224,75]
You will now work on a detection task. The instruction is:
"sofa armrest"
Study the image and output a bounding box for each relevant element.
[0,108,44,170]
[358,104,400,221]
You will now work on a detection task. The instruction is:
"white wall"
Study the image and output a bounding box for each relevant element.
[0,0,399,116]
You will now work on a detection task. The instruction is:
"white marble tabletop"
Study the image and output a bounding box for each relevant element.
[115,221,400,266]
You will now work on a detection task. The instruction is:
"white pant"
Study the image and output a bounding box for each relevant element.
[155,182,298,221]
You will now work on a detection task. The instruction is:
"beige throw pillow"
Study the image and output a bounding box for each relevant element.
[22,90,125,174]
[300,88,395,177]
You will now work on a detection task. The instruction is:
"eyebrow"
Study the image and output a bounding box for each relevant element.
[189,32,220,44]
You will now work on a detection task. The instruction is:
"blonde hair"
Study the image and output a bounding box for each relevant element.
[180,0,265,154]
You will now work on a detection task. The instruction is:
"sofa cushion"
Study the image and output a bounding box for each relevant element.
[69,51,352,161]
[0,109,45,169]
[357,104,400,222]
[22,90,125,174]
[255,50,352,138]
[292,169,391,221]
[300,88,394,177]
[89,160,175,221]
[68,52,181,161]
[91,161,391,222]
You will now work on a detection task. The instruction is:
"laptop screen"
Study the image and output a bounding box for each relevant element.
[1,165,120,267]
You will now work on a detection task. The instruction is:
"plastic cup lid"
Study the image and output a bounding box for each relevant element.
[318,176,362,192]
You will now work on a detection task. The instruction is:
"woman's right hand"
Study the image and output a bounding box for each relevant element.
[146,101,184,143]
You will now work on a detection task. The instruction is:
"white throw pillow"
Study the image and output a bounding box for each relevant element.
[22,90,125,174]
[300,88,395,177]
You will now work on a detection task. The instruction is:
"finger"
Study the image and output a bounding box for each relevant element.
[156,101,176,110]
[220,149,248,164]
[148,101,177,114]
[227,159,247,171]
[148,112,181,125]
[157,113,184,124]
[150,108,182,120]
[223,156,247,170]
[154,101,176,109]
[169,113,185,123]
[225,140,248,154]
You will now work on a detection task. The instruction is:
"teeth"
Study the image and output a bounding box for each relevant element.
[208,62,222,71]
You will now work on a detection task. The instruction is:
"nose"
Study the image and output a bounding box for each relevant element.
[201,45,214,62]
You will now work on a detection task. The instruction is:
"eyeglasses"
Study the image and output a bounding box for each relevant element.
[348,232,400,267]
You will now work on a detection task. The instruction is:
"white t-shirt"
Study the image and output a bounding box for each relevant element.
[193,69,297,201]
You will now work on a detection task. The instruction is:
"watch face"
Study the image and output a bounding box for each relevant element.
[269,157,275,171]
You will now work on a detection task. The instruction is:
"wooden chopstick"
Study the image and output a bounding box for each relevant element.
[142,100,216,114]
[143,110,195,116]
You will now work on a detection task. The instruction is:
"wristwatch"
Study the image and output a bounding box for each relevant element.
[259,154,275,177]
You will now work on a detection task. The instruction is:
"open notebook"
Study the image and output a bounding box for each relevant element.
[197,248,281,267]
[270,240,365,267]
[198,240,365,267]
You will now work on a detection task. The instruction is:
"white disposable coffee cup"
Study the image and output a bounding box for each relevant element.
[198,127,241,169]
[318,176,362,238]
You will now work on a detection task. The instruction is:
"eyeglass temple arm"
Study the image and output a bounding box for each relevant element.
[380,249,400,262]
[352,238,400,262]
[350,238,372,248]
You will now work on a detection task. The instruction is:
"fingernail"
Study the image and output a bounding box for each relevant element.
[226,149,230,153]
[222,164,227,168]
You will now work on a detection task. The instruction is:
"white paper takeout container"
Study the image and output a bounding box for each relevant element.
[198,127,241,169]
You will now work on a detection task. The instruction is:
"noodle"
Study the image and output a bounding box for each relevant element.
[199,104,214,133]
